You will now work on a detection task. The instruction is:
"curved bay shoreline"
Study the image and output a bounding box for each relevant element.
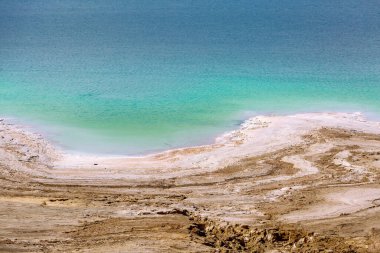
[1,112,380,252]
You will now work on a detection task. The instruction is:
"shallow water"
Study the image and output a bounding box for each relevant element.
[1,0,379,154]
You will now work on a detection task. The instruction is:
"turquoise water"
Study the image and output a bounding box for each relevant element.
[1,1,380,154]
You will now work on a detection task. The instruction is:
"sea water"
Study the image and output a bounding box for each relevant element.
[0,0,379,154]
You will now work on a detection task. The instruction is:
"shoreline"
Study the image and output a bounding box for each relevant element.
[1,111,380,176]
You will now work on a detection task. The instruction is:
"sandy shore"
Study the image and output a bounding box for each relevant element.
[1,112,380,252]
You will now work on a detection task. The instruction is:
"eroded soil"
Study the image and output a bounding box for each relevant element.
[1,126,380,252]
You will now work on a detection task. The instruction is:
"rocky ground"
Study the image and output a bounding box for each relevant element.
[1,114,380,252]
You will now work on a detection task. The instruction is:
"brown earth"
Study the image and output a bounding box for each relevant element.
[1,127,380,252]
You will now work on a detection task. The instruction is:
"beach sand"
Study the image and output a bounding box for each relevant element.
[1,112,380,252]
